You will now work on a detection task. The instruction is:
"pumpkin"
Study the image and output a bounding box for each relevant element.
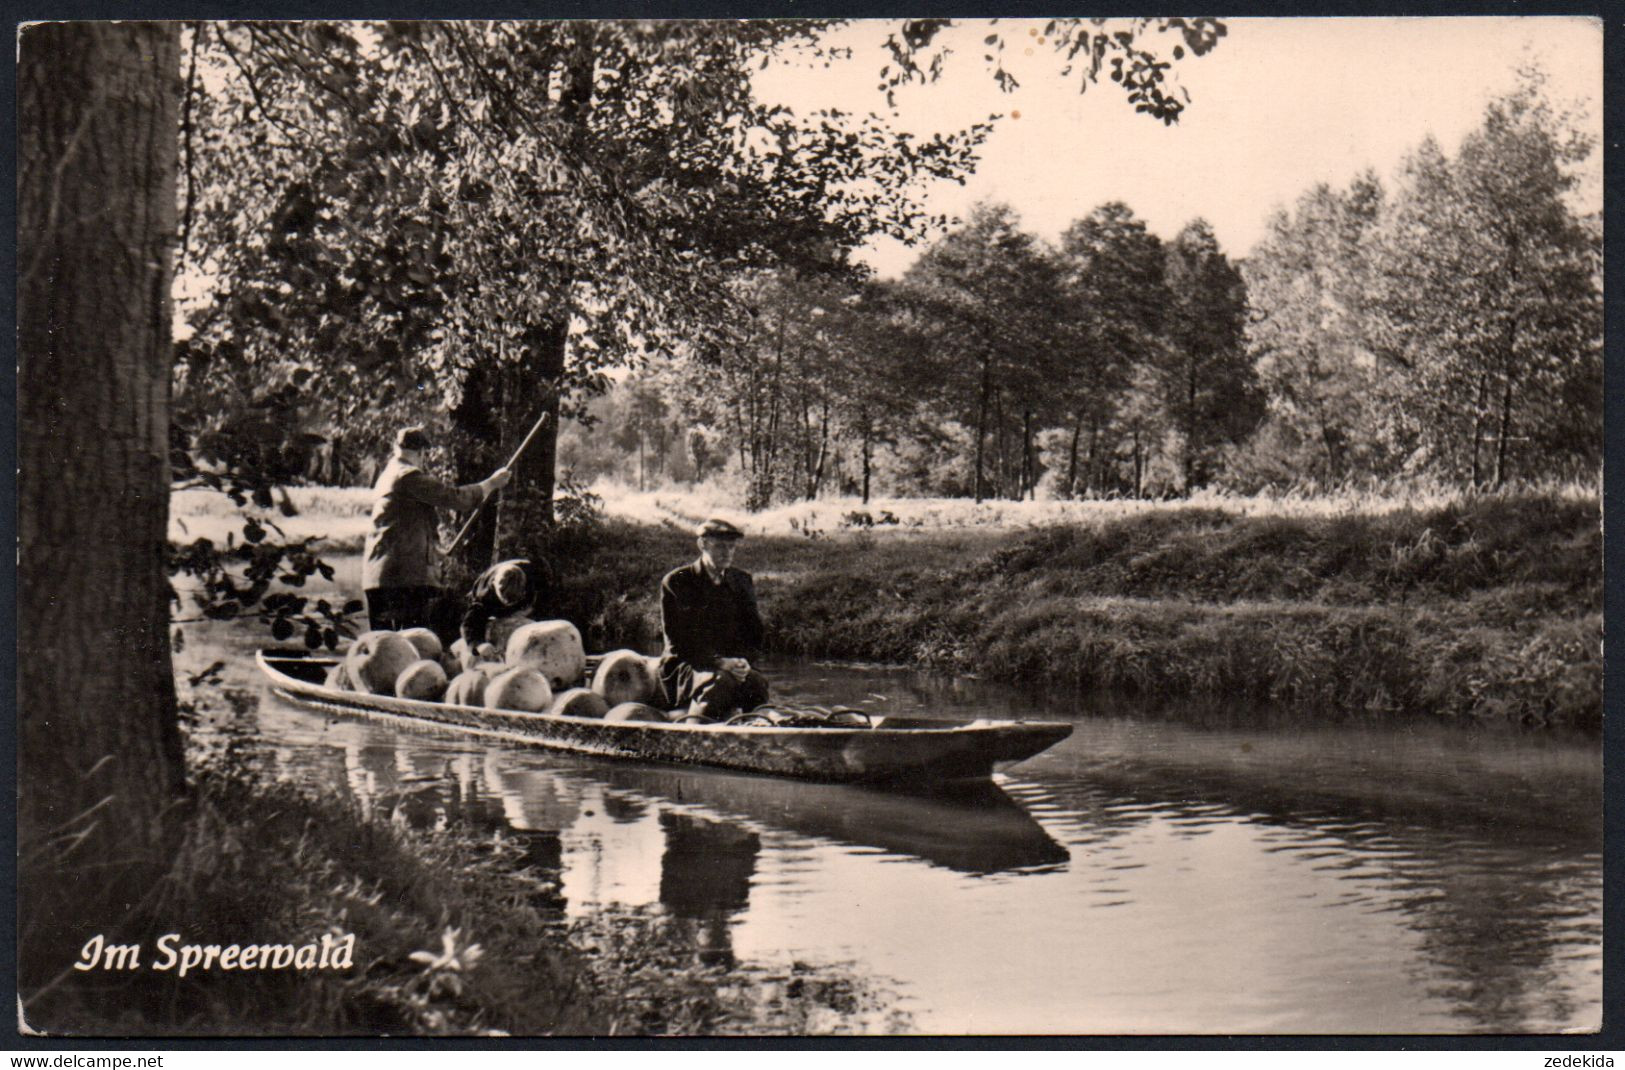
[592,650,661,706]
[550,687,609,719]
[399,627,443,661]
[487,614,535,654]
[604,702,670,723]
[484,666,553,713]
[395,659,448,702]
[444,669,489,708]
[346,631,419,695]
[505,620,586,690]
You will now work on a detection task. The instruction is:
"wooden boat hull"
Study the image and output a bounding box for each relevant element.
[256,651,1073,785]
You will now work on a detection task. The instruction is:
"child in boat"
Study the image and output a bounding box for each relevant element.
[455,558,550,666]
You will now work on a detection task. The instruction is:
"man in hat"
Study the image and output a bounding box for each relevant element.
[658,517,769,722]
[362,426,512,635]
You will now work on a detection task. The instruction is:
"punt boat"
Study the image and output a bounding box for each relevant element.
[256,649,1073,785]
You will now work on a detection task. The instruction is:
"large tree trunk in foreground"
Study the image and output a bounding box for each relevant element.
[18,22,184,863]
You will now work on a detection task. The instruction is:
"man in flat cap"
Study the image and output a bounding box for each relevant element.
[658,517,769,722]
[362,425,512,636]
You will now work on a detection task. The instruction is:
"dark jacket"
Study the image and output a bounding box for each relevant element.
[659,559,764,673]
[362,458,484,590]
[460,559,545,649]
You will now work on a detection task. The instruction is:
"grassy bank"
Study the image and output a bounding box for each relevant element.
[547,492,1600,731]
[165,484,1600,728]
[19,760,896,1037]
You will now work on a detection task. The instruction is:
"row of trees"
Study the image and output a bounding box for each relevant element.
[1245,68,1601,489]
[567,67,1600,503]
[174,19,1222,533]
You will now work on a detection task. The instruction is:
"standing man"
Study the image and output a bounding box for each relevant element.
[363,426,512,635]
[659,517,769,723]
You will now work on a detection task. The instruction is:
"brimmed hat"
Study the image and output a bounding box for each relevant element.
[395,426,433,451]
[696,517,745,541]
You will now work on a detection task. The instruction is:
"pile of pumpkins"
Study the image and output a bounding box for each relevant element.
[325,620,670,722]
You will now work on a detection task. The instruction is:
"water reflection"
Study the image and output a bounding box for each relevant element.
[180,626,1601,1034]
[659,814,760,967]
[578,763,1069,876]
[1010,714,1601,1033]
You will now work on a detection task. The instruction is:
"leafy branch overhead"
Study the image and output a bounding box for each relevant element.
[880,17,1225,120]
[176,18,1221,472]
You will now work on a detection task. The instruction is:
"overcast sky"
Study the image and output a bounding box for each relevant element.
[755,16,1604,277]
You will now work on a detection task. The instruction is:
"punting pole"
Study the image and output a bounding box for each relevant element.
[443,406,553,557]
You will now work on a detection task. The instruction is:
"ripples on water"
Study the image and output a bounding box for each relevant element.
[184,627,1601,1035]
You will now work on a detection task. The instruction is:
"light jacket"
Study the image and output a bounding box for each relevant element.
[361,457,484,590]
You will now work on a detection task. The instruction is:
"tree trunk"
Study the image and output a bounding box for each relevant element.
[755,309,787,509]
[1084,419,1101,498]
[451,355,504,569]
[493,319,566,555]
[494,27,590,542]
[1065,415,1083,499]
[1021,409,1035,500]
[1493,313,1522,490]
[861,421,873,505]
[1184,361,1198,494]
[18,17,185,919]
[809,398,830,500]
[991,386,1008,499]
[1495,369,1518,489]
[972,352,991,502]
[1470,370,1489,488]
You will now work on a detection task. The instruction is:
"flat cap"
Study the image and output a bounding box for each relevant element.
[395,426,433,451]
[696,516,745,540]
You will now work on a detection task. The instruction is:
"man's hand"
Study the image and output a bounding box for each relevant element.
[484,467,514,494]
[717,657,751,681]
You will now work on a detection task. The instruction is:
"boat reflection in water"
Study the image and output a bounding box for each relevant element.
[292,715,1066,968]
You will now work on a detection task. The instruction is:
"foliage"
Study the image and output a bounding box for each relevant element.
[25,753,880,1036]
[544,61,1599,504]
[878,17,1226,122]
[176,20,1001,552]
[1053,202,1170,497]
[172,17,1230,538]
[891,202,1070,501]
[1158,219,1265,491]
[1362,68,1601,486]
[1242,174,1388,485]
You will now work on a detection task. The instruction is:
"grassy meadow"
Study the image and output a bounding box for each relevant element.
[551,490,1601,731]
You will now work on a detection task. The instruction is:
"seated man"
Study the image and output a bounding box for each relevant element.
[658,517,769,723]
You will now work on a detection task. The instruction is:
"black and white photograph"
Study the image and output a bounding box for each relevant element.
[15,14,1605,1038]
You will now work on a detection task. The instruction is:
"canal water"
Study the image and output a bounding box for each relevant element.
[179,623,1602,1035]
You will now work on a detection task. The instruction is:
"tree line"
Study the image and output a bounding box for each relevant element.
[565,67,1600,504]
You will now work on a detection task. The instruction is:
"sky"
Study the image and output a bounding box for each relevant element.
[754,17,1604,277]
